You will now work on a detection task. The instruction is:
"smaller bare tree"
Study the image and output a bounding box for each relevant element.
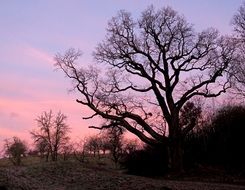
[86,135,102,157]
[4,137,27,166]
[97,122,125,166]
[61,143,74,161]
[31,110,70,161]
[73,138,89,163]
[34,138,50,161]
[99,133,111,155]
[123,139,141,155]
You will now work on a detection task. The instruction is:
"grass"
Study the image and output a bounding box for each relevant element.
[0,156,245,190]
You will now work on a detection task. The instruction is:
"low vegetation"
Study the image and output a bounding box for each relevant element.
[1,155,245,190]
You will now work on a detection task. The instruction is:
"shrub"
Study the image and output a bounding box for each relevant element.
[4,137,27,166]
[121,145,168,176]
[184,105,245,172]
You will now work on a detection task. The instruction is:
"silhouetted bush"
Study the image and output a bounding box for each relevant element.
[184,105,245,173]
[208,105,245,170]
[184,128,212,168]
[0,186,7,190]
[4,137,27,166]
[121,145,168,176]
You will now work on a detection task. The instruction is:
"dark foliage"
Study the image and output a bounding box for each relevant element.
[184,105,245,173]
[121,145,168,176]
[209,105,245,170]
[4,137,27,166]
[184,128,212,168]
[0,186,7,190]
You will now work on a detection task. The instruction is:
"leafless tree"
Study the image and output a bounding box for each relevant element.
[55,6,235,172]
[99,133,111,155]
[100,123,125,165]
[30,110,70,161]
[34,138,50,161]
[123,139,141,155]
[4,137,27,166]
[73,138,88,163]
[233,2,245,40]
[61,143,74,161]
[230,2,245,97]
[85,135,102,157]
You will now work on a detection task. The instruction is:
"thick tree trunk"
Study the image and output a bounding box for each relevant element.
[50,150,57,161]
[52,152,58,161]
[46,151,49,162]
[169,138,184,173]
[168,113,184,174]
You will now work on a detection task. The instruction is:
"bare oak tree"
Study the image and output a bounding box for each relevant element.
[31,110,70,161]
[55,6,235,172]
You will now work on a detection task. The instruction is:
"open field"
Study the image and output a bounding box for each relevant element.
[0,157,245,190]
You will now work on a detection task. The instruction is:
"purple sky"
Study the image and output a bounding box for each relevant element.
[0,0,243,148]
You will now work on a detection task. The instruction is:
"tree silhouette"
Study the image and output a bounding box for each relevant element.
[185,104,245,171]
[180,101,202,135]
[230,2,245,97]
[233,2,245,39]
[4,137,27,166]
[209,105,245,169]
[86,135,102,157]
[30,110,70,161]
[102,124,125,165]
[55,6,235,172]
[33,138,50,161]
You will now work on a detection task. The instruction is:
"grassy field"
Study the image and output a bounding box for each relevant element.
[0,156,245,190]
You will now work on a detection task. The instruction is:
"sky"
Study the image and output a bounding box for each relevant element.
[0,0,243,149]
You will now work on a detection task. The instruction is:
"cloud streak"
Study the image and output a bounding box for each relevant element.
[23,45,54,66]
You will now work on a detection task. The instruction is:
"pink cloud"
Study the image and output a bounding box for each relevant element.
[23,45,54,66]
[0,44,53,68]
[0,127,27,141]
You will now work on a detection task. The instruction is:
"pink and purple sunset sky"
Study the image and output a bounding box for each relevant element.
[0,0,243,148]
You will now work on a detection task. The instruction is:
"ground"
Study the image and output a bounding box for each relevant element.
[0,157,245,190]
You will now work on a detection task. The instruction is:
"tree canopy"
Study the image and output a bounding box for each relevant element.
[55,6,236,172]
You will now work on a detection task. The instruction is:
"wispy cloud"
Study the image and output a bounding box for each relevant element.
[23,45,54,66]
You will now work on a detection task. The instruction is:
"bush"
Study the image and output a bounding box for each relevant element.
[184,128,211,168]
[209,105,245,169]
[184,105,245,172]
[4,137,27,166]
[121,145,168,176]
